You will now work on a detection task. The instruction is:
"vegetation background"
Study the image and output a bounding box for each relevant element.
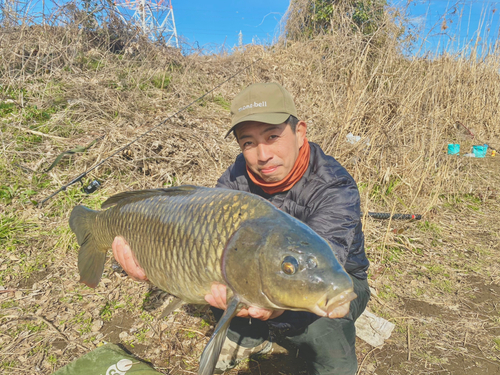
[0,0,499,374]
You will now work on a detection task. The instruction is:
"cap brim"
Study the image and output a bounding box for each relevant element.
[225,112,291,138]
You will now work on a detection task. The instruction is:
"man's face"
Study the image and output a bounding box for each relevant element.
[235,120,307,183]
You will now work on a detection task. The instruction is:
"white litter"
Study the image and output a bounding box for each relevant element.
[355,309,395,347]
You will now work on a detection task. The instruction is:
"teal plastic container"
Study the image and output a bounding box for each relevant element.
[447,144,460,155]
[472,144,488,158]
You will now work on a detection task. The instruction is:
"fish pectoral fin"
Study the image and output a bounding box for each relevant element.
[198,296,242,375]
[101,186,200,209]
[159,297,185,320]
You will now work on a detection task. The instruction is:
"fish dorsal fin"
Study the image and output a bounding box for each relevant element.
[101,185,200,209]
[198,296,242,375]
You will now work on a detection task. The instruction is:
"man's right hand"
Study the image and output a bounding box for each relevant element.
[205,283,284,321]
[112,236,148,281]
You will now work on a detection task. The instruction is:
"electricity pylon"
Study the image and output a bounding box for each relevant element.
[114,0,179,47]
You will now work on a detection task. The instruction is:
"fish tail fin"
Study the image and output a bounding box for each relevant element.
[69,205,106,288]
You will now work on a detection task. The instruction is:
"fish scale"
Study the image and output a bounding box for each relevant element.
[104,191,256,303]
[78,189,256,299]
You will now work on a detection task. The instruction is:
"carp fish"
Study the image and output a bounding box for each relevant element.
[69,186,356,375]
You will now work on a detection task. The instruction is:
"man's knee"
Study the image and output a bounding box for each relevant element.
[288,317,357,375]
[350,276,371,322]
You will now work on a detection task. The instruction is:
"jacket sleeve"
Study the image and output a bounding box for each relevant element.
[304,176,363,267]
[215,167,235,189]
[215,154,247,191]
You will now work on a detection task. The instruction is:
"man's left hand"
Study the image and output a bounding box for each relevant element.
[204,283,284,320]
[328,303,350,319]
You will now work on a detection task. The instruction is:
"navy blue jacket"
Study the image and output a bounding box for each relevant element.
[215,142,369,280]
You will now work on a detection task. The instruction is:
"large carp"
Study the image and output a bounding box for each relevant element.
[69,186,356,375]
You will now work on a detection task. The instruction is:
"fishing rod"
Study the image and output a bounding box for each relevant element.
[367,212,421,220]
[37,57,263,207]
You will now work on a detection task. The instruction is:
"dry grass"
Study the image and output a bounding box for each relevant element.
[1,2,500,374]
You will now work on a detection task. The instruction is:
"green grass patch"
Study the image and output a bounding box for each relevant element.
[184,330,197,339]
[76,55,104,71]
[382,246,404,263]
[425,263,446,275]
[18,321,47,334]
[99,300,124,322]
[357,181,368,193]
[0,85,27,99]
[0,360,18,370]
[369,177,401,201]
[0,102,17,117]
[385,177,400,196]
[441,193,483,210]
[433,278,454,293]
[1,300,18,309]
[71,311,93,336]
[0,169,50,206]
[0,214,35,251]
[46,183,107,218]
[22,105,57,124]
[54,227,79,254]
[212,94,230,110]
[134,327,150,343]
[47,353,58,365]
[417,220,441,235]
[378,284,397,300]
[140,311,154,323]
[151,73,172,90]
[16,133,43,147]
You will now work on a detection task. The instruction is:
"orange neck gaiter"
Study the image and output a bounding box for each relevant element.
[246,139,311,195]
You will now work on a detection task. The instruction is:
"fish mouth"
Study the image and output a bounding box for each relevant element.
[311,289,357,317]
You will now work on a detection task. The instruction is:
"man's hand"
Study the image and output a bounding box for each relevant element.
[205,283,350,320]
[328,303,350,319]
[204,283,284,320]
[112,239,349,320]
[112,236,148,281]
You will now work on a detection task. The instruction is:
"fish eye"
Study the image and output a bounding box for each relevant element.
[281,256,299,275]
[306,256,318,269]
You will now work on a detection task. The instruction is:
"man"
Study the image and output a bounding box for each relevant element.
[112,82,370,375]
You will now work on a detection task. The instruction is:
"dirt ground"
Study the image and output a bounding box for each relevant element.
[1,157,499,375]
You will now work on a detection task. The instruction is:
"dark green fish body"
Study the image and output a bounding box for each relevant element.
[75,186,275,302]
[69,186,356,375]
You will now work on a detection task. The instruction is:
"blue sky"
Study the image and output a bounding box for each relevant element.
[16,0,500,56]
[163,0,500,55]
[401,0,500,56]
[170,0,290,51]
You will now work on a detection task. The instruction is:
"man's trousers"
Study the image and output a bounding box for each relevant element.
[211,275,371,375]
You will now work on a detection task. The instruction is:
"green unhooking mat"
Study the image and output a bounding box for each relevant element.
[52,343,162,375]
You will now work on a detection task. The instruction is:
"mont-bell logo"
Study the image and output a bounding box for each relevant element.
[238,101,267,112]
